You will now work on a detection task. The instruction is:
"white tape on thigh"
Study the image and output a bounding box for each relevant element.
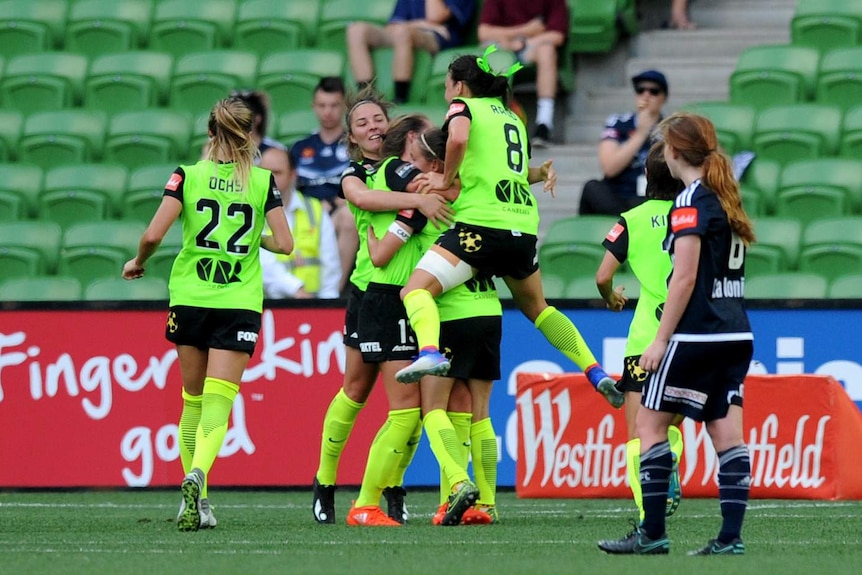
[415,249,473,292]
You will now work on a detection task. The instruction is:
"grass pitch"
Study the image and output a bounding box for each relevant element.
[2,489,861,575]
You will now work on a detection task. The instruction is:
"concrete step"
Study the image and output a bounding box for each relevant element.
[576,86,727,118]
[632,28,791,59]
[625,57,737,90]
[689,0,797,30]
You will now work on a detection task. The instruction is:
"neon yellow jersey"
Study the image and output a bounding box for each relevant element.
[166,161,280,312]
[445,97,538,235]
[437,273,501,322]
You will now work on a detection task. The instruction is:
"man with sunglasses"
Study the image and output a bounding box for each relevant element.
[579,70,669,216]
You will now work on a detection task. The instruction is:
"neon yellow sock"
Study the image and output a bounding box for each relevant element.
[535,306,598,371]
[391,418,422,487]
[668,425,683,465]
[355,408,421,508]
[423,409,470,492]
[470,418,497,507]
[403,289,440,350]
[316,388,365,485]
[444,411,473,504]
[178,390,204,496]
[627,438,644,521]
[191,377,239,480]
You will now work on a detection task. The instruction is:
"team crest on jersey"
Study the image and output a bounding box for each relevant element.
[341,165,356,177]
[446,101,466,120]
[671,207,698,232]
[606,223,624,242]
[395,162,415,178]
[166,173,183,191]
[459,229,482,253]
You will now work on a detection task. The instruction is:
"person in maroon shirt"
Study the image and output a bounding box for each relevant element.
[478,0,569,147]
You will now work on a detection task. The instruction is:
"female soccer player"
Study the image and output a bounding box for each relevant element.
[395,46,622,409]
[599,112,755,555]
[122,96,295,532]
[596,142,685,523]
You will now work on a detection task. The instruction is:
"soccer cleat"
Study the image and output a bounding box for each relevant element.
[598,523,670,555]
[431,503,448,526]
[688,538,745,556]
[532,123,552,148]
[346,504,402,526]
[666,452,682,517]
[312,476,336,524]
[442,480,479,526]
[199,498,217,529]
[382,486,408,524]
[586,365,625,408]
[395,349,450,383]
[177,468,204,532]
[461,504,498,525]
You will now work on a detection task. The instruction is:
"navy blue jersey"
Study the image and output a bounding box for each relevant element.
[290,132,350,203]
[667,181,752,339]
[600,112,656,198]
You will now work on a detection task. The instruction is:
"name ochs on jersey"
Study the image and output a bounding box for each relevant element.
[208,176,244,193]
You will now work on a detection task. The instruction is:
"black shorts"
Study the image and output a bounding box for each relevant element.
[436,223,539,280]
[165,305,262,356]
[642,339,753,422]
[440,316,502,381]
[343,282,365,350]
[616,355,650,393]
[358,283,417,363]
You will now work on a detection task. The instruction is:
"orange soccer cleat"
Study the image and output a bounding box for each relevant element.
[346,504,402,527]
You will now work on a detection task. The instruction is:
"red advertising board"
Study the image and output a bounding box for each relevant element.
[516,373,862,499]
[0,307,389,487]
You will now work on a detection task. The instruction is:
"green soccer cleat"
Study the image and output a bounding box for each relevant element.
[177,469,203,532]
[598,523,670,555]
[688,538,745,556]
[441,480,479,526]
[666,452,682,517]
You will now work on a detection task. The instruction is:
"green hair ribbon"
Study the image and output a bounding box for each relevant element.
[476,44,524,78]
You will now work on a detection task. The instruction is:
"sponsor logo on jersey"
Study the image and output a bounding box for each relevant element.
[395,162,415,178]
[166,173,183,191]
[446,101,466,119]
[671,207,698,232]
[301,147,315,159]
[606,223,624,242]
[237,331,258,343]
[360,342,382,352]
[391,345,416,352]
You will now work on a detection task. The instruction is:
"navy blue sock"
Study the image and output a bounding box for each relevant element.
[640,440,672,540]
[717,444,750,543]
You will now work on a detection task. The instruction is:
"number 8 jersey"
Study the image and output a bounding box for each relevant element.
[443,97,538,235]
[163,161,283,312]
[667,180,752,339]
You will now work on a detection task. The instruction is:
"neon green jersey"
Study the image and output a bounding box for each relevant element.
[446,97,538,235]
[437,273,501,322]
[166,160,280,312]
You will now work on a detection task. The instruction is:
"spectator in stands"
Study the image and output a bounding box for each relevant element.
[289,77,356,294]
[346,0,476,104]
[260,149,341,299]
[477,0,569,147]
[670,0,696,30]
[230,89,287,164]
[579,70,669,216]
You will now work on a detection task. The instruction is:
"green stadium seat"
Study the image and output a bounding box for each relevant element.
[729,45,820,109]
[542,274,567,299]
[276,110,320,148]
[41,164,129,229]
[235,0,321,53]
[189,113,211,163]
[0,276,83,302]
[104,110,193,170]
[0,109,23,163]
[839,104,862,159]
[426,46,518,106]
[684,102,756,154]
[745,272,829,299]
[493,277,513,300]
[751,104,842,167]
[257,49,346,116]
[739,157,781,215]
[746,218,802,275]
[390,103,450,126]
[543,215,618,246]
[353,47,433,104]
[776,158,862,223]
[566,0,618,53]
[0,163,42,221]
[539,243,607,281]
[0,0,67,56]
[815,47,862,111]
[149,0,238,58]
[145,224,183,282]
[84,276,169,301]
[0,221,62,279]
[0,52,89,113]
[798,217,862,281]
[169,50,259,116]
[124,163,177,224]
[791,0,862,53]
[59,221,146,286]
[19,110,107,170]
[64,0,154,57]
[828,273,862,298]
[84,51,174,113]
[317,0,393,50]
[562,276,600,299]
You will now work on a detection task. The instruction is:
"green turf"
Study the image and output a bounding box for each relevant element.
[1,489,861,575]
